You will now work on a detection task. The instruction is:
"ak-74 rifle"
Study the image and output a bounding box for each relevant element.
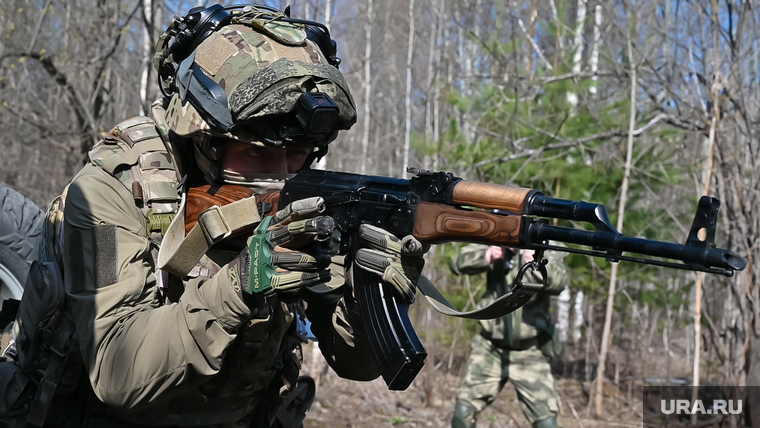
[186,167,746,391]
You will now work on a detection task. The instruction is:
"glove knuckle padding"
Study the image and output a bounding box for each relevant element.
[359,224,402,254]
[382,265,416,304]
[356,224,430,305]
[355,249,393,275]
[273,197,325,224]
[271,251,317,271]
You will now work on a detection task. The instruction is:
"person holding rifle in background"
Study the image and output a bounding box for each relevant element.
[450,244,568,428]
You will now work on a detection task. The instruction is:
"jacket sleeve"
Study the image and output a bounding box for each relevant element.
[449,244,491,275]
[300,256,380,381]
[63,164,251,409]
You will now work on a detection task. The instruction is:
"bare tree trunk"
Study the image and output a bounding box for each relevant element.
[567,0,586,111]
[324,0,332,30]
[692,12,721,428]
[425,0,441,150]
[139,0,153,116]
[596,21,637,417]
[360,0,373,174]
[589,2,602,96]
[526,0,537,73]
[402,0,415,177]
[434,1,448,169]
[558,288,571,342]
[691,2,721,423]
[312,0,331,171]
[585,301,593,384]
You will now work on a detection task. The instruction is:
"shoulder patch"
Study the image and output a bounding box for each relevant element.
[88,116,181,220]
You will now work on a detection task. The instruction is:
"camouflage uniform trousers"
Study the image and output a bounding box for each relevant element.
[456,333,558,425]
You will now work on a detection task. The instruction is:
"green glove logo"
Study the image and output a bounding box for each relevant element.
[250,216,274,294]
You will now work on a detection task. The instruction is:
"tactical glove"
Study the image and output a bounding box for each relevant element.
[353,224,429,305]
[230,197,334,300]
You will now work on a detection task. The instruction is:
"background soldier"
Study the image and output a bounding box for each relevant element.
[0,4,428,427]
[450,244,568,428]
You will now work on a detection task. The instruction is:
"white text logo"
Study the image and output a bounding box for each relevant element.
[661,400,742,415]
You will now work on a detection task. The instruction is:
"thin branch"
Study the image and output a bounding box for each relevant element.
[513,6,553,71]
[1,53,98,135]
[27,0,54,54]
[468,114,676,172]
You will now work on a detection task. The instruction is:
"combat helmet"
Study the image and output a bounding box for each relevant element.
[153,4,356,185]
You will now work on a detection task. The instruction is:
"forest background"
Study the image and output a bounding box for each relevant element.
[1,0,759,426]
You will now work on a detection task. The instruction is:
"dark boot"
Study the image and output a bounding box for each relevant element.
[451,400,477,428]
[533,416,559,428]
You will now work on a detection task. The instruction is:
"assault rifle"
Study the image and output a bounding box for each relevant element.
[187,167,746,391]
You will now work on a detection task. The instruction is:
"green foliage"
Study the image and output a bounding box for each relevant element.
[423,44,695,315]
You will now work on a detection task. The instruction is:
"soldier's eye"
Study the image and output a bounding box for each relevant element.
[245,146,266,157]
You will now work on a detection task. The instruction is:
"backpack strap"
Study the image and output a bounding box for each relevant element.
[25,312,76,427]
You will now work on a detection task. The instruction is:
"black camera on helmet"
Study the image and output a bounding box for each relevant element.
[294,93,339,135]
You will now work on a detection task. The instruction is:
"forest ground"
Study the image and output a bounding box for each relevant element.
[298,342,680,428]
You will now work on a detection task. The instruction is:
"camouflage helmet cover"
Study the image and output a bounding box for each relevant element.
[160,7,356,146]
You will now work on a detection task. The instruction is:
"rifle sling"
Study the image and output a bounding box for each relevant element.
[158,193,261,277]
[416,276,542,320]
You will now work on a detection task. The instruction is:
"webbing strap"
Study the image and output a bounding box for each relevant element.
[416,276,543,320]
[158,194,262,277]
[25,321,73,428]
[101,139,167,174]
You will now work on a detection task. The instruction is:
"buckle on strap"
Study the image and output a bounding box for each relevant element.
[198,205,232,244]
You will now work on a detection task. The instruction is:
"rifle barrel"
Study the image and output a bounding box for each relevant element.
[528,222,746,273]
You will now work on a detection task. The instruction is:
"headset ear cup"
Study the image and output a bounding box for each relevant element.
[302,24,340,68]
[154,5,232,97]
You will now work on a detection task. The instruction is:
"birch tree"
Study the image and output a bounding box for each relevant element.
[359,0,372,174]
[402,0,415,177]
[596,8,637,417]
[589,1,602,96]
[567,0,586,111]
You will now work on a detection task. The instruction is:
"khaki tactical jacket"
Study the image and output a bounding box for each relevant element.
[450,244,568,349]
[61,117,378,426]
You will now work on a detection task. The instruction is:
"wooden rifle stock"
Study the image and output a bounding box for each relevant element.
[185,185,279,235]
